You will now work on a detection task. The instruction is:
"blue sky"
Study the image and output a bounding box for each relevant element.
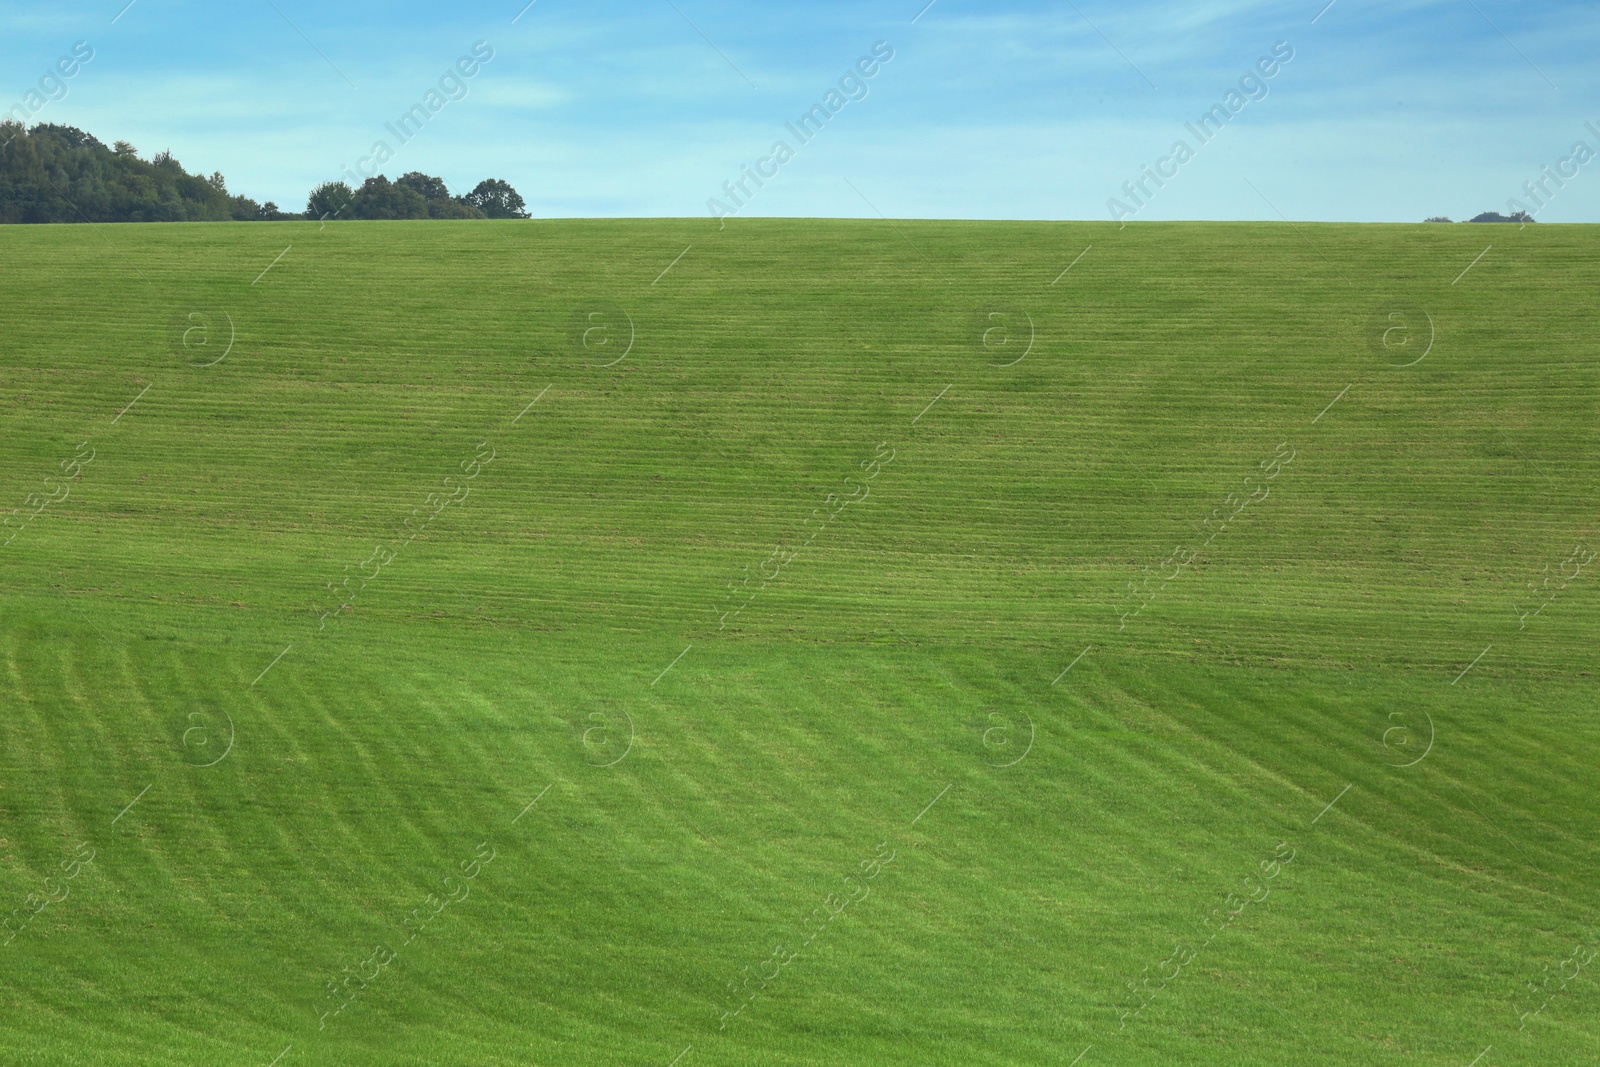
[2,0,1597,221]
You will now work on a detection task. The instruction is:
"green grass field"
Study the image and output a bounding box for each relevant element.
[2,217,1598,1065]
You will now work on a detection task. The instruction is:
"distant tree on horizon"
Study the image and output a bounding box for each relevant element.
[395,171,450,202]
[306,180,354,222]
[395,171,487,219]
[465,178,529,219]
[306,173,515,221]
[348,176,429,220]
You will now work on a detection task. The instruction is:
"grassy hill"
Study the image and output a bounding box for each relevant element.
[1,217,1597,1065]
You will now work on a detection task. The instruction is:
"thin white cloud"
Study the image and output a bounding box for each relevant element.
[467,78,573,110]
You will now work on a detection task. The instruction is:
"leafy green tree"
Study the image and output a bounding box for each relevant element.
[464,178,529,219]
[392,172,486,218]
[306,180,354,222]
[426,198,486,220]
[348,176,428,220]
[395,171,451,202]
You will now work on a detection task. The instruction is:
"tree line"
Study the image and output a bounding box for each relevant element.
[0,122,527,224]
[1425,212,1536,224]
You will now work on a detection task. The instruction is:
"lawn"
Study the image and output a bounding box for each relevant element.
[1,217,1597,1064]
